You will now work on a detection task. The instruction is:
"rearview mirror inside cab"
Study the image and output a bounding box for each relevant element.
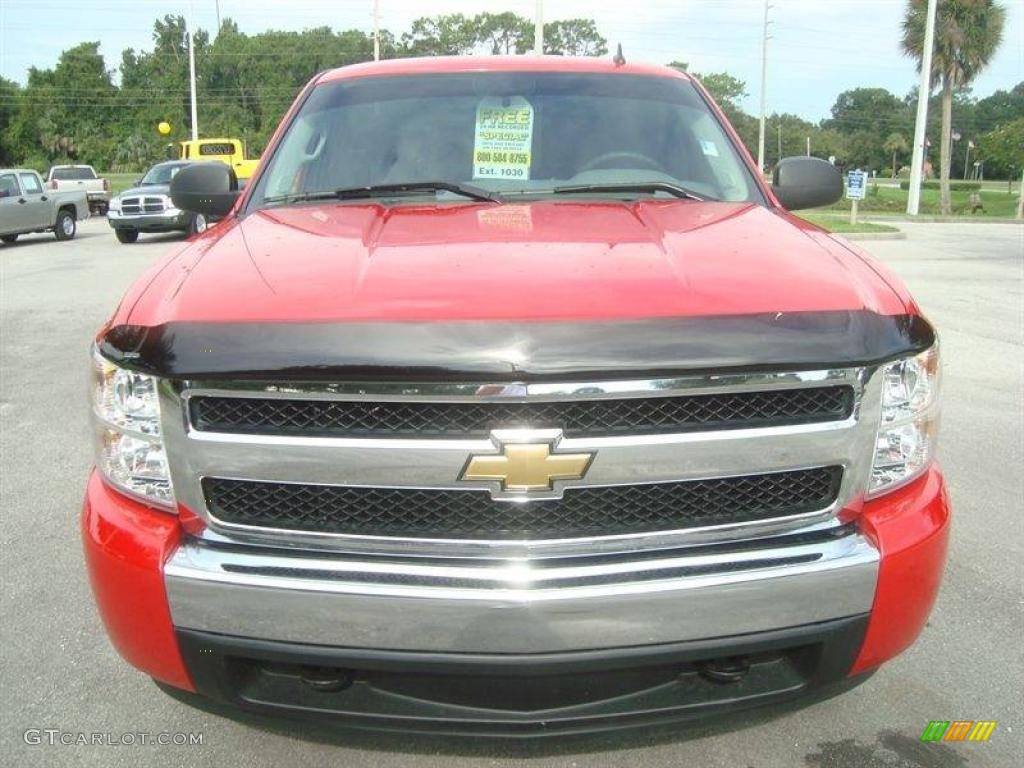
[771,157,843,211]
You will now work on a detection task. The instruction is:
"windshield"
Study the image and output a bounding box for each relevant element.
[250,72,761,209]
[141,164,185,185]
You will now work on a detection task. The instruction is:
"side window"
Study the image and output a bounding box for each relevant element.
[0,174,19,198]
[19,173,43,195]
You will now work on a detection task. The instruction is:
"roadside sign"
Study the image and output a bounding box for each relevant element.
[846,169,869,226]
[847,170,868,200]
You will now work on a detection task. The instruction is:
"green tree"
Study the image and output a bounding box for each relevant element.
[402,14,477,56]
[120,16,209,152]
[667,63,748,125]
[544,19,608,56]
[517,19,607,55]
[0,77,21,165]
[977,117,1024,178]
[884,132,910,177]
[974,82,1024,128]
[902,0,1007,214]
[826,87,911,140]
[698,72,747,112]
[474,12,530,55]
[10,42,118,168]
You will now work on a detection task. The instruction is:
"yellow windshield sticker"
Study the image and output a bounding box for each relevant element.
[473,96,534,181]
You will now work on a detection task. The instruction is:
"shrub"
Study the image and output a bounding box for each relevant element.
[899,180,982,192]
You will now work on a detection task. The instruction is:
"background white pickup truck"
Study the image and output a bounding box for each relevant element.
[46,164,110,215]
[0,169,88,243]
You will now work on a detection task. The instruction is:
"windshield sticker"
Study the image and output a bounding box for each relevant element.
[699,139,720,157]
[473,96,534,181]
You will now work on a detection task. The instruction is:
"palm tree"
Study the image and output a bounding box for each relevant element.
[884,132,910,178]
[902,0,1006,214]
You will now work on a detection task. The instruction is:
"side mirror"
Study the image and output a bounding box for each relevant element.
[0,189,10,199]
[134,179,142,186]
[170,163,239,218]
[771,157,843,210]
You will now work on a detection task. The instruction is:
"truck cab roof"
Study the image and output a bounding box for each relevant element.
[319,54,692,84]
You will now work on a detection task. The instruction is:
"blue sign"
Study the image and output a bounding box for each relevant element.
[847,170,868,200]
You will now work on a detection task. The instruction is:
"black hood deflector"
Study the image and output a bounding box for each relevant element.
[98,311,935,382]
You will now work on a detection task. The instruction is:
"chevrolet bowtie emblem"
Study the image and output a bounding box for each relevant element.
[460,432,595,494]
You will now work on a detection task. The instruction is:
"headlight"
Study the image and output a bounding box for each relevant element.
[869,344,940,497]
[108,197,121,213]
[91,347,174,508]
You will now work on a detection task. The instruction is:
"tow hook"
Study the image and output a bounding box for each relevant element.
[299,666,354,693]
[698,657,751,684]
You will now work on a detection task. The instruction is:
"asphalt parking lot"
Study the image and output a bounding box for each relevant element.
[1,217,1021,767]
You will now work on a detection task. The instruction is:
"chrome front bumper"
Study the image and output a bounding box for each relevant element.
[107,209,189,230]
[165,526,878,653]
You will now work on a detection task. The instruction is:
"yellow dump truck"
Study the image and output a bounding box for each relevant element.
[171,139,259,181]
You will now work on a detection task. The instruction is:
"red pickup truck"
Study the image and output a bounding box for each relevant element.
[84,56,948,736]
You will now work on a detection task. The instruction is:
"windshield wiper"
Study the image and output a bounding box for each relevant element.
[335,181,502,203]
[550,182,707,201]
[263,182,502,207]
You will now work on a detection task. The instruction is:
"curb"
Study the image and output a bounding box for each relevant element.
[838,231,908,241]
[861,215,1023,226]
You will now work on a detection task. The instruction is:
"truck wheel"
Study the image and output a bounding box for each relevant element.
[1,234,17,244]
[54,210,76,241]
[188,213,208,235]
[115,229,139,244]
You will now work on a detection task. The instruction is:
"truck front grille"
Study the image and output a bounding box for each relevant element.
[190,386,854,439]
[120,196,165,215]
[202,467,843,540]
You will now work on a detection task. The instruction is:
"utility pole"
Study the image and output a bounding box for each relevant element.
[215,0,221,32]
[777,124,782,162]
[806,136,811,157]
[963,140,972,180]
[534,0,544,55]
[907,0,938,216]
[373,0,380,61]
[756,0,772,174]
[187,0,198,141]
[1016,168,1023,219]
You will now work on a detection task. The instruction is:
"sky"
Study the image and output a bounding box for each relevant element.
[0,0,1021,121]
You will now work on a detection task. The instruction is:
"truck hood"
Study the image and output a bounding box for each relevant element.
[116,183,170,200]
[128,200,906,325]
[106,200,930,380]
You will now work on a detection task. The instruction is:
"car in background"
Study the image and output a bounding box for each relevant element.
[45,164,110,215]
[0,168,88,243]
[107,160,211,244]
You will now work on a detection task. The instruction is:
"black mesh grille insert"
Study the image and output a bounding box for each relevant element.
[190,386,854,439]
[203,467,842,539]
